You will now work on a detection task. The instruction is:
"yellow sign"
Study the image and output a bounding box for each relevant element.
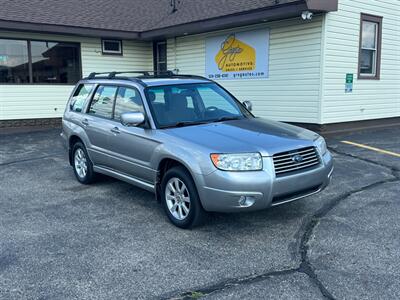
[215,34,256,72]
[206,29,269,80]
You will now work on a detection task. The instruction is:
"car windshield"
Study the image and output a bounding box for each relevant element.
[145,83,251,128]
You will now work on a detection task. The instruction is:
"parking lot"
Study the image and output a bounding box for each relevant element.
[0,126,399,299]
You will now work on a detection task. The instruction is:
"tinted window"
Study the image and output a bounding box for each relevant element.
[88,86,117,119]
[31,41,81,84]
[70,84,94,112]
[0,38,81,84]
[114,87,144,121]
[0,39,30,83]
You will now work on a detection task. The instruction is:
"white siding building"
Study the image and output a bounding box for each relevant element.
[0,0,399,130]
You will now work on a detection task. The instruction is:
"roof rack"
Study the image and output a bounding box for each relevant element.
[84,70,212,86]
[86,70,175,80]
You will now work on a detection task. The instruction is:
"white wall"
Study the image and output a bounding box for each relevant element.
[0,31,153,120]
[167,16,324,124]
[320,0,400,124]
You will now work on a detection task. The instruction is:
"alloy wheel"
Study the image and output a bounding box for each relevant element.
[165,177,191,220]
[74,148,88,179]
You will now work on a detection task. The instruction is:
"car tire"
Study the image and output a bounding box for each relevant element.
[72,142,96,184]
[161,166,206,229]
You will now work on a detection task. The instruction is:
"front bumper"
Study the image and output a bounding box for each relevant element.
[195,151,334,212]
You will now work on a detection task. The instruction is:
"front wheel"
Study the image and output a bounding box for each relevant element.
[72,142,96,184]
[161,166,206,229]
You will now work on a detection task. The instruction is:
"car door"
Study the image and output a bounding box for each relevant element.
[83,85,118,167]
[107,86,160,184]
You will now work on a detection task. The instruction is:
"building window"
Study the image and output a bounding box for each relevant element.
[31,41,81,83]
[0,38,81,84]
[358,13,383,80]
[102,39,122,55]
[154,41,167,72]
[0,39,30,83]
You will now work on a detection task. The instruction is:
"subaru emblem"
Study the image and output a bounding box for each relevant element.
[292,154,303,163]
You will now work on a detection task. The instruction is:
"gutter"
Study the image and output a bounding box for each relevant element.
[0,20,139,40]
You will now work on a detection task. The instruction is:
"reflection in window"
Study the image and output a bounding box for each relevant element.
[0,38,81,84]
[114,87,144,121]
[88,86,117,119]
[198,86,238,113]
[31,41,81,83]
[360,21,378,75]
[0,39,29,83]
[70,84,94,112]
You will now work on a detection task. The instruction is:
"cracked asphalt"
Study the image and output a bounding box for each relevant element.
[0,126,399,299]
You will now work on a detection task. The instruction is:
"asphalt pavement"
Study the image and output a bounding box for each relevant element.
[0,126,399,299]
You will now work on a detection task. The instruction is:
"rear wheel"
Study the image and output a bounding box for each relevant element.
[72,142,95,184]
[161,166,206,229]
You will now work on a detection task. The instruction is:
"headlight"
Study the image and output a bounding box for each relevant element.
[210,153,262,171]
[314,136,327,155]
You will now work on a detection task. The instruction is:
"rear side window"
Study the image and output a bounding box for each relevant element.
[70,84,94,112]
[88,85,117,119]
[114,87,144,121]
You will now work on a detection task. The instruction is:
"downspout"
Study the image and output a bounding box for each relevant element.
[318,13,328,126]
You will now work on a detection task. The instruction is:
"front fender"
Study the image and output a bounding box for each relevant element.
[151,142,215,176]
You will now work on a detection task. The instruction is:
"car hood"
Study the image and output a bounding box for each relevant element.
[162,118,319,156]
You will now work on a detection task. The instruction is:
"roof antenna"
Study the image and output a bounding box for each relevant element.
[170,0,180,13]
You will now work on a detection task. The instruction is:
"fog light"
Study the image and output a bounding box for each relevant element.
[238,196,256,207]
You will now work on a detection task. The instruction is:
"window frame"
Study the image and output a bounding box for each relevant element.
[358,13,383,80]
[101,39,123,56]
[85,84,150,128]
[153,40,167,72]
[0,36,82,85]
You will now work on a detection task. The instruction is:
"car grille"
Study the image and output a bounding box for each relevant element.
[273,146,320,176]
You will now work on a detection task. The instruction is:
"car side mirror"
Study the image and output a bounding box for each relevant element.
[120,112,145,127]
[242,100,253,112]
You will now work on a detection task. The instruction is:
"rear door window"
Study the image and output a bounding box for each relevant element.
[88,85,117,119]
[70,84,94,112]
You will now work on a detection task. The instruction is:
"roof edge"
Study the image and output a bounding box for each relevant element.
[306,0,338,12]
[140,1,312,40]
[0,0,338,40]
[0,20,139,39]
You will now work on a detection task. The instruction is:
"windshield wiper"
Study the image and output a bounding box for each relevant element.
[212,116,243,123]
[160,120,209,129]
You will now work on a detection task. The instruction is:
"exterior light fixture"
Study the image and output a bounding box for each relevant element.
[301,11,313,20]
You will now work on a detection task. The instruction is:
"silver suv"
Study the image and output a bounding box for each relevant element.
[62,71,333,228]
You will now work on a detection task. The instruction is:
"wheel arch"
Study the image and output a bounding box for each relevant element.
[155,157,197,202]
[68,135,84,165]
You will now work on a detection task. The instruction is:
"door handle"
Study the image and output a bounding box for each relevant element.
[82,118,89,126]
[111,127,120,134]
